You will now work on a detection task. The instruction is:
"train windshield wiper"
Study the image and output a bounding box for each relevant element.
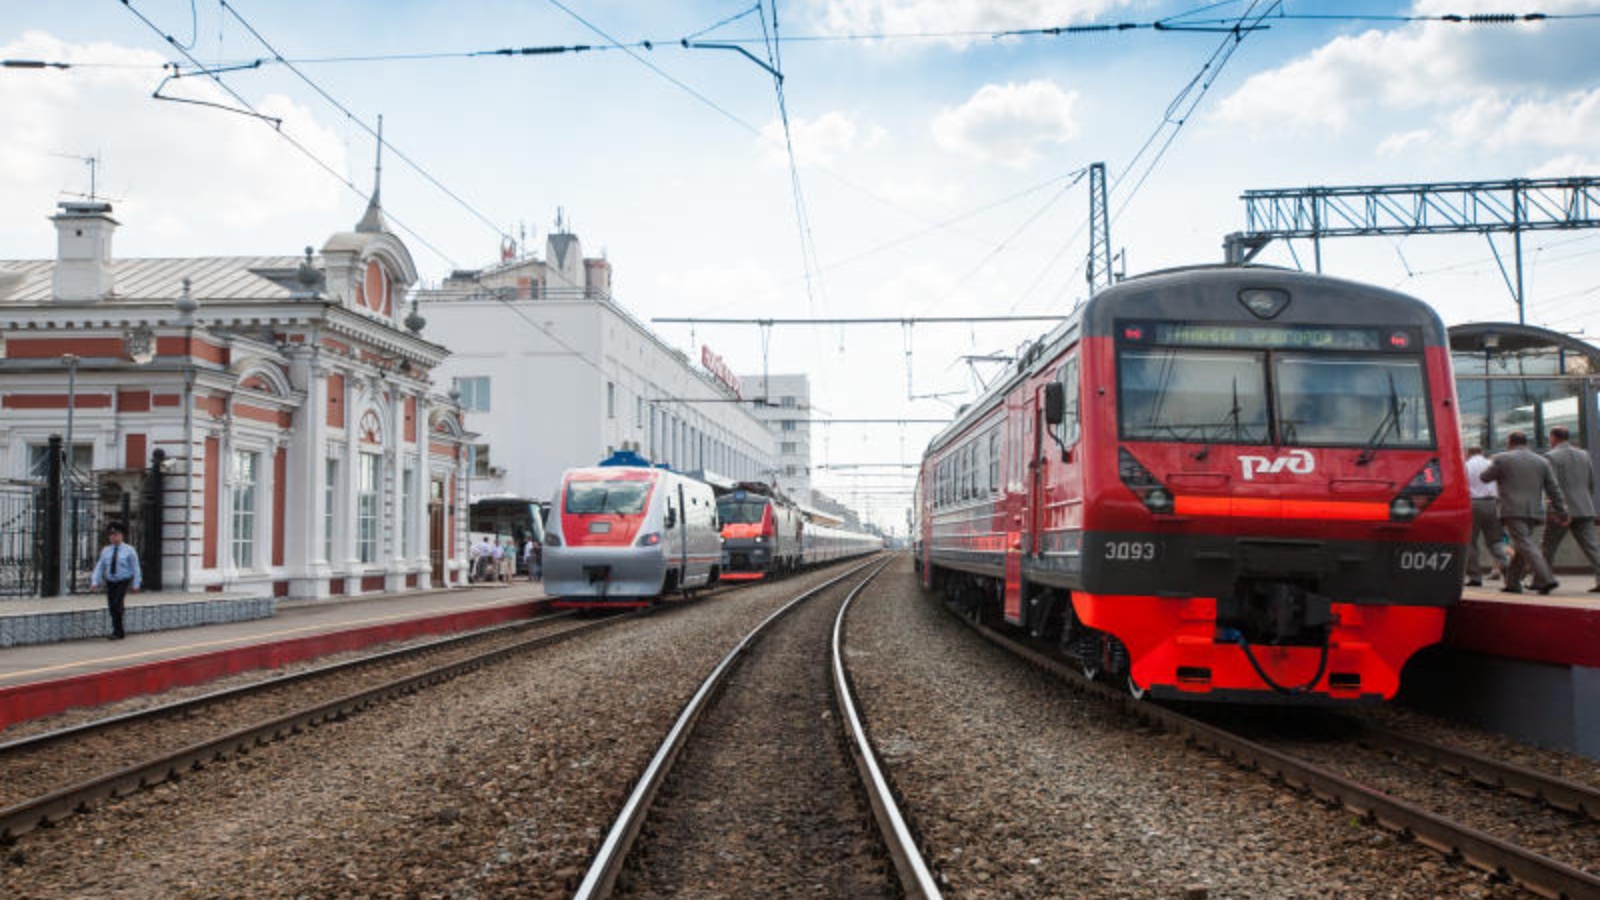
[1354,373,1403,466]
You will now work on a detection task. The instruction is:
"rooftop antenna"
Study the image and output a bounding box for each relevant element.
[52,151,111,202]
[555,206,565,234]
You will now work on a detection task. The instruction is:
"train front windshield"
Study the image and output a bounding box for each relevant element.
[1117,332,1433,448]
[565,479,652,515]
[717,499,767,524]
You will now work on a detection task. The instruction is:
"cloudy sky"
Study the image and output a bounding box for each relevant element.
[4,0,1598,531]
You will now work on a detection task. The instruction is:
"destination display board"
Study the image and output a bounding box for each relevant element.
[1116,321,1411,352]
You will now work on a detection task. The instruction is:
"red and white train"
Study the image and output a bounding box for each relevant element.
[917,265,1471,702]
[544,453,723,609]
[716,482,884,580]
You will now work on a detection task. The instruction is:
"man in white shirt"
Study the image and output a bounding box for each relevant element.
[89,523,142,639]
[1463,445,1509,587]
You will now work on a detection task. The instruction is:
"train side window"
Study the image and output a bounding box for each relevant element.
[1058,357,1081,447]
[988,429,1000,493]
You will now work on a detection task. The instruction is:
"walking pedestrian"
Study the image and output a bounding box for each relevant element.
[1541,426,1600,593]
[89,523,141,640]
[1481,431,1568,595]
[469,535,494,583]
[1463,445,1510,586]
[522,535,539,581]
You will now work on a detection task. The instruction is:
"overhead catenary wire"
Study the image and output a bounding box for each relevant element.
[213,0,512,245]
[117,0,460,268]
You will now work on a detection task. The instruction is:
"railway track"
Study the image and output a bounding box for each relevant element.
[956,608,1600,900]
[0,596,701,843]
[575,556,941,899]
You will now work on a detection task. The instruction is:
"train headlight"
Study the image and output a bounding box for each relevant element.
[1389,496,1418,520]
[545,533,562,547]
[636,531,661,547]
[1389,458,1444,522]
[1145,487,1174,514]
[1119,448,1176,515]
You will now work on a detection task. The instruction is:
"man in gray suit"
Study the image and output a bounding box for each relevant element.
[1541,426,1600,593]
[1481,430,1568,594]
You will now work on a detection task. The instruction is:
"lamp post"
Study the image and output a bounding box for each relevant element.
[59,353,79,593]
[176,279,199,592]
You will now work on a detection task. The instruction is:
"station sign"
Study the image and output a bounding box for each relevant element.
[701,345,742,398]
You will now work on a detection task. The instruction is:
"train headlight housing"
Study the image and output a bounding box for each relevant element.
[1390,458,1444,522]
[545,533,562,547]
[1119,448,1176,515]
[636,531,661,547]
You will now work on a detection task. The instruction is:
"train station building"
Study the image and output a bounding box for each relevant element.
[0,198,472,600]
[415,228,779,507]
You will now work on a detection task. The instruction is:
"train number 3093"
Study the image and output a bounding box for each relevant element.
[1397,550,1454,572]
[1105,541,1158,561]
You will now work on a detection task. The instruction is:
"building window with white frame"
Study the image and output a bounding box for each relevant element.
[231,450,259,569]
[325,458,339,562]
[402,464,415,557]
[358,452,381,563]
[27,442,92,477]
[453,376,491,411]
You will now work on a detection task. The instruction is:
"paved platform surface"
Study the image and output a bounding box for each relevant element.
[0,581,548,731]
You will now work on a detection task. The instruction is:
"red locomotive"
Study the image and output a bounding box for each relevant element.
[917,266,1470,702]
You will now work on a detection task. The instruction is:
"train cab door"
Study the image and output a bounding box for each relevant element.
[675,482,690,583]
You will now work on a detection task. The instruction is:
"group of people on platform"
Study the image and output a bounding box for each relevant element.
[468,534,542,584]
[1465,426,1600,595]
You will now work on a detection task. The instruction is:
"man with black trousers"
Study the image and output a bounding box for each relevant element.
[1481,431,1568,595]
[1542,426,1600,592]
[89,523,142,639]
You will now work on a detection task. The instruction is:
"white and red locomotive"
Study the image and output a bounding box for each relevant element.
[917,266,1471,702]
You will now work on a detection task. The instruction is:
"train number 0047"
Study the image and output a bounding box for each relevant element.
[1104,541,1158,561]
[1397,550,1454,572]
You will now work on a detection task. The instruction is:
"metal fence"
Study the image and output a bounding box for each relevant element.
[0,479,44,597]
[0,440,164,599]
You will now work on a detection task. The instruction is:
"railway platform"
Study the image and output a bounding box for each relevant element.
[0,582,549,733]
[1403,579,1600,760]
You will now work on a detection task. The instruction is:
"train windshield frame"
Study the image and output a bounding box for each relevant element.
[1116,320,1435,449]
[564,478,653,515]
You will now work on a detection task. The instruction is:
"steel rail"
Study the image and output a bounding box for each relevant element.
[953,611,1600,900]
[1,578,768,757]
[0,611,637,843]
[573,556,886,900]
[0,611,575,757]
[833,564,943,899]
[1358,726,1600,820]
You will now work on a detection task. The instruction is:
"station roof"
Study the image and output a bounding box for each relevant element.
[1447,321,1600,365]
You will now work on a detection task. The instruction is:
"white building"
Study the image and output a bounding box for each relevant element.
[740,373,812,502]
[416,229,777,505]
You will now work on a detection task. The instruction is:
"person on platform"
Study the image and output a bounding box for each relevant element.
[522,535,540,581]
[89,523,142,640]
[469,535,495,583]
[1463,445,1510,587]
[1541,426,1600,593]
[1481,430,1568,595]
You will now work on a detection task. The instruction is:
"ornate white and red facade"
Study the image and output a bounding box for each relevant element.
[0,199,472,598]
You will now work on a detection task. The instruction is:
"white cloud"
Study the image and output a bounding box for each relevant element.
[1376,129,1432,156]
[1442,89,1600,152]
[761,111,864,167]
[931,80,1080,169]
[808,0,1136,47]
[0,31,347,252]
[1212,1,1600,164]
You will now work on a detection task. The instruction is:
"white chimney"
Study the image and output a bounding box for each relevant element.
[51,201,118,303]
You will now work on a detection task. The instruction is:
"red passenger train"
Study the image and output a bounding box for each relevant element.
[917,266,1471,702]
